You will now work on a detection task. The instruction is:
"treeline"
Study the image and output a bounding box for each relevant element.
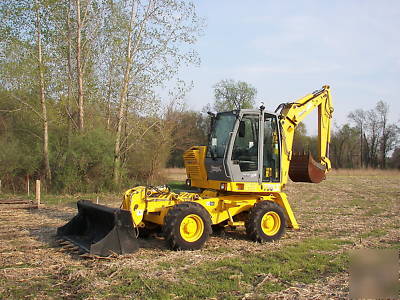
[294,100,400,169]
[0,0,203,193]
[332,101,399,169]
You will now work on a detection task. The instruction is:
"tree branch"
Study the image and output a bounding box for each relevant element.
[9,94,44,121]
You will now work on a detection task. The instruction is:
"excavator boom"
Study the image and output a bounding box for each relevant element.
[278,85,333,184]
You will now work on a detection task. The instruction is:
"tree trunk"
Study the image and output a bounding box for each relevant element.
[66,0,74,143]
[381,121,386,169]
[364,134,370,168]
[360,126,363,168]
[121,95,130,168]
[106,63,113,130]
[35,2,51,181]
[113,1,136,186]
[76,0,84,131]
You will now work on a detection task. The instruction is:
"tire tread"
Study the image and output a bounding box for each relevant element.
[245,201,286,242]
[163,202,212,250]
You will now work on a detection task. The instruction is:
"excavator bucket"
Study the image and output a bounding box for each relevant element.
[56,200,139,256]
[289,153,326,183]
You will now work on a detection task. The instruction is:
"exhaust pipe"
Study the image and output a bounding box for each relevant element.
[289,153,326,183]
[57,200,139,256]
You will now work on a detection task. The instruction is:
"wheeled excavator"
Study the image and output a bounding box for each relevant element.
[57,85,333,256]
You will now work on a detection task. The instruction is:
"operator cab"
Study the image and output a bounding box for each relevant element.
[206,108,281,184]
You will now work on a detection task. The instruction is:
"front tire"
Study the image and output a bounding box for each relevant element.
[246,201,286,242]
[163,202,212,250]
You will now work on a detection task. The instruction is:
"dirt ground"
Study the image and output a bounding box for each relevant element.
[0,171,399,299]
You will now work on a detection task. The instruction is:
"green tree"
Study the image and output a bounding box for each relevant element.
[0,0,55,182]
[167,110,208,167]
[0,0,204,192]
[207,79,257,112]
[112,0,204,186]
[330,124,359,168]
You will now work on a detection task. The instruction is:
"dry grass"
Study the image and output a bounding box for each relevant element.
[0,172,399,299]
[330,168,400,176]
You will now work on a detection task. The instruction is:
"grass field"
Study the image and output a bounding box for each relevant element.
[0,170,399,299]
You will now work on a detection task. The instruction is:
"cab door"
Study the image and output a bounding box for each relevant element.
[227,113,260,182]
[262,114,281,182]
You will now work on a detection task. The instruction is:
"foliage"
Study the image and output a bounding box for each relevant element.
[0,0,204,192]
[52,128,115,193]
[167,110,208,167]
[330,124,359,168]
[292,123,317,158]
[389,147,400,169]
[205,79,257,112]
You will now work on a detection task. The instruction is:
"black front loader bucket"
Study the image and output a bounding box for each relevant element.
[57,200,139,256]
[289,153,326,183]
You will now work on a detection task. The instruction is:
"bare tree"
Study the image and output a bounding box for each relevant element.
[35,1,51,181]
[376,101,399,168]
[365,109,381,167]
[348,109,366,168]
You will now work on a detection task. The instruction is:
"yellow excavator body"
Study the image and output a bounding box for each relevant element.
[57,85,333,256]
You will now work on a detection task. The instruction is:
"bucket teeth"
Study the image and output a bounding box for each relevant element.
[61,243,77,250]
[59,247,71,252]
[72,247,85,254]
[59,243,86,255]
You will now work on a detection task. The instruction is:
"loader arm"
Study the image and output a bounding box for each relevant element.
[278,85,334,185]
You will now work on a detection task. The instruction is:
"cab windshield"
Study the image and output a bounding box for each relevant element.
[207,112,236,159]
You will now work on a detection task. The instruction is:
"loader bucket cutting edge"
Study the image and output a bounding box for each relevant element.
[56,200,139,256]
[289,153,326,183]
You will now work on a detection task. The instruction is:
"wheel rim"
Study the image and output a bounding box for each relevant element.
[180,214,204,242]
[261,211,281,236]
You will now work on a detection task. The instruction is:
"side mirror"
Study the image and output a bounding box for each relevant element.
[238,121,246,137]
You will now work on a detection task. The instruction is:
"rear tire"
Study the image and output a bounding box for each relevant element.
[246,201,286,242]
[163,202,212,250]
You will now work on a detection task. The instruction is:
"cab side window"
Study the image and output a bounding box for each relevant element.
[263,115,280,182]
[231,115,259,172]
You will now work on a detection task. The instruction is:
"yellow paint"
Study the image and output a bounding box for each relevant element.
[261,211,281,236]
[180,214,204,242]
[121,186,299,230]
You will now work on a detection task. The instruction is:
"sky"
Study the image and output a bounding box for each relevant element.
[179,0,400,134]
